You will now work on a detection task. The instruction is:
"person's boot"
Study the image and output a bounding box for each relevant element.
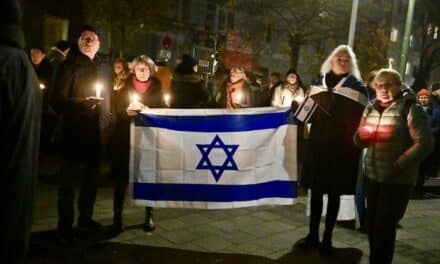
[320,230,334,256]
[143,207,155,232]
[110,215,124,234]
[295,233,320,251]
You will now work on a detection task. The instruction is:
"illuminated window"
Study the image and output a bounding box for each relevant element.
[405,62,411,75]
[434,26,439,40]
[390,28,398,42]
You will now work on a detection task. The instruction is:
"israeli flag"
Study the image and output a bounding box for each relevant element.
[292,96,318,123]
[130,107,298,209]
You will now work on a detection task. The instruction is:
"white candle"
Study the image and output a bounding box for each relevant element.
[163,93,171,107]
[235,92,242,104]
[95,82,102,99]
[131,93,139,105]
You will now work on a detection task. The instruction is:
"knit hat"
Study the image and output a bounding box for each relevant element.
[0,0,22,24]
[55,40,70,52]
[174,54,197,74]
[417,88,431,98]
[431,82,440,92]
[78,24,101,41]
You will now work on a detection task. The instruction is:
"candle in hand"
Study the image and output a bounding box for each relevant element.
[163,93,171,107]
[95,82,102,99]
[295,95,305,103]
[234,91,243,104]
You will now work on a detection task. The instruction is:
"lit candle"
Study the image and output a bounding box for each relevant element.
[163,93,171,107]
[39,83,46,90]
[131,93,139,105]
[235,91,243,104]
[95,82,102,99]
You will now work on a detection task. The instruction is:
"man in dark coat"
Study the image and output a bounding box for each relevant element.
[0,0,42,261]
[170,54,210,108]
[50,25,110,244]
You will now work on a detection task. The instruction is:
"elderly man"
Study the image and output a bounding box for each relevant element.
[50,25,110,245]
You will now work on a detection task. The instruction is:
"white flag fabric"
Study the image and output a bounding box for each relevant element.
[130,107,298,209]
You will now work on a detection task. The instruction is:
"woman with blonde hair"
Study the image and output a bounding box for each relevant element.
[296,45,370,255]
[215,66,252,108]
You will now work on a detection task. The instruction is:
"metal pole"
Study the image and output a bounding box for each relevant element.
[348,0,359,47]
[399,0,416,77]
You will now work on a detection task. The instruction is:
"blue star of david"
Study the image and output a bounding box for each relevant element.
[196,135,239,182]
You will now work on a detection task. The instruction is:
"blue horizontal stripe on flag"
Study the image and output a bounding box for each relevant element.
[135,111,298,132]
[132,180,297,202]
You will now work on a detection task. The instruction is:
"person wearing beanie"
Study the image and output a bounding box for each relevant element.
[431,82,440,108]
[170,54,210,108]
[50,24,110,245]
[0,0,42,262]
[416,88,440,188]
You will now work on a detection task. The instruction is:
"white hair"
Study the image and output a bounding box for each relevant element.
[320,45,362,80]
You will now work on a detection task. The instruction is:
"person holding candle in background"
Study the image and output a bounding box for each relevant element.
[215,66,253,109]
[354,68,432,263]
[50,25,109,245]
[109,55,165,233]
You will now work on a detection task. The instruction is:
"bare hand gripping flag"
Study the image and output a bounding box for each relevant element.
[130,107,297,209]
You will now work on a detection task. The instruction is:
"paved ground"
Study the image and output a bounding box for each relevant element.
[29,156,440,263]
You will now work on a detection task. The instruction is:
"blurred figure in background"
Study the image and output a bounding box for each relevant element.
[170,54,210,108]
[112,58,130,91]
[215,66,253,108]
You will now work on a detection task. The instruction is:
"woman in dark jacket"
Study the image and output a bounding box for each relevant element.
[296,45,370,255]
[110,55,165,233]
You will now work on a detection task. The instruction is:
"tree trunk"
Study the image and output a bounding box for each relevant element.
[288,34,301,70]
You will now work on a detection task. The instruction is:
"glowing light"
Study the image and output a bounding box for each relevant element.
[95,82,102,98]
[39,83,46,90]
[235,92,243,104]
[131,93,139,105]
[163,93,171,107]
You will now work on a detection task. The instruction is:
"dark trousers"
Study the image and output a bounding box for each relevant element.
[112,178,152,223]
[57,160,98,232]
[367,178,411,264]
[309,189,340,242]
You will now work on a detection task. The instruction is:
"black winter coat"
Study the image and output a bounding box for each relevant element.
[0,24,42,262]
[301,73,369,194]
[50,45,109,162]
[109,75,164,180]
[170,73,210,108]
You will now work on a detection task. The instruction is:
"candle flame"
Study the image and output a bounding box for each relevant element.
[39,83,46,90]
[295,95,304,103]
[163,93,171,106]
[95,82,102,98]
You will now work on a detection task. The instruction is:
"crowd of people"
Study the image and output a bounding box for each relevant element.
[2,0,439,262]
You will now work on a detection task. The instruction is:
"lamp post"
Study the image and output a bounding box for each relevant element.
[347,0,359,47]
[399,0,416,78]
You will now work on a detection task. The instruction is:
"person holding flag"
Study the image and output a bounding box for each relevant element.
[295,45,370,255]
